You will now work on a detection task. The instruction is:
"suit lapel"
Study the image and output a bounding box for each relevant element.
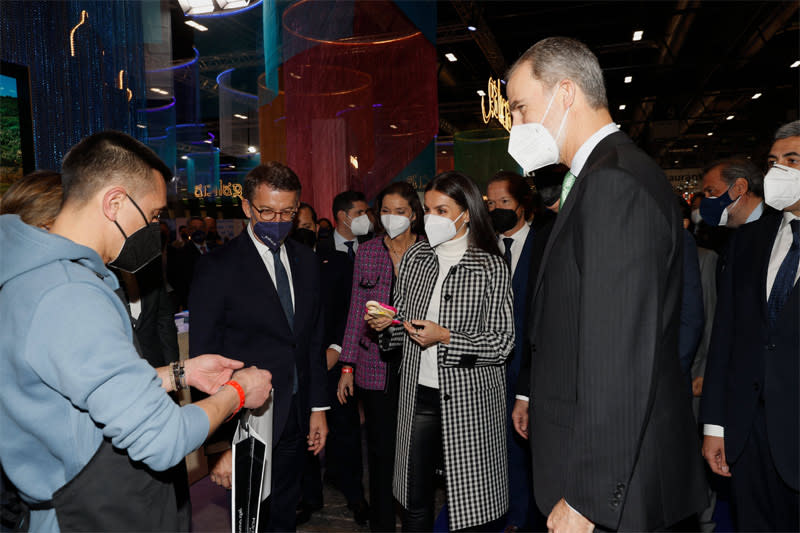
[532,132,627,302]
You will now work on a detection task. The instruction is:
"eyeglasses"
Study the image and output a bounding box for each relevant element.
[250,205,298,221]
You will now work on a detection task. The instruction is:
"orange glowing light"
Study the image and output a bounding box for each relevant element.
[70,10,89,57]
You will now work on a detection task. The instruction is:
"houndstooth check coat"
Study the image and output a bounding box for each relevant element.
[380,240,514,530]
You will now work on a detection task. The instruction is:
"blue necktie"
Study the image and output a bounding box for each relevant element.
[344,240,355,261]
[767,219,800,327]
[272,248,298,393]
[503,237,514,269]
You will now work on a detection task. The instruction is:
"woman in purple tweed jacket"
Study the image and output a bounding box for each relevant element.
[336,181,424,532]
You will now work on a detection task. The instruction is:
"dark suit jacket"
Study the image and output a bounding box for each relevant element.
[700,211,799,490]
[521,131,707,530]
[316,247,353,348]
[188,232,327,442]
[168,243,203,310]
[679,230,704,379]
[131,260,180,368]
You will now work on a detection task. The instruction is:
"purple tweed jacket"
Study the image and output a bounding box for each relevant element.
[339,235,401,390]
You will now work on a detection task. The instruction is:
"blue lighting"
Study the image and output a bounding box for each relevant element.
[144,97,177,112]
[146,47,199,73]
[189,0,263,18]
[216,68,258,101]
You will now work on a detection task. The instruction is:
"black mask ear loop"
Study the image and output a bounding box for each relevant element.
[114,194,150,238]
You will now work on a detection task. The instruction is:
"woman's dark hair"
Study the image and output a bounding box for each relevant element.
[425,171,501,257]
[375,181,425,236]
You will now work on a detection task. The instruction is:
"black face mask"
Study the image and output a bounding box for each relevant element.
[490,208,519,234]
[108,195,162,274]
[538,185,562,208]
[292,228,317,248]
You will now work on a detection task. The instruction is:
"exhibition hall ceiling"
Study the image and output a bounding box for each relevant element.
[172,0,799,169]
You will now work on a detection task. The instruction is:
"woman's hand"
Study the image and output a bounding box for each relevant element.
[403,320,450,349]
[365,313,393,331]
[337,371,355,404]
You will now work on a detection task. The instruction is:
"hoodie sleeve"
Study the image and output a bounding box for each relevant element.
[24,282,209,471]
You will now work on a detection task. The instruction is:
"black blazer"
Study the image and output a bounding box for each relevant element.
[700,211,799,490]
[522,131,707,530]
[132,260,180,368]
[188,232,327,442]
[316,247,353,348]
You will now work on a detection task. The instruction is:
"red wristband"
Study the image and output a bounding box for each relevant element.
[223,380,245,421]
[341,366,353,374]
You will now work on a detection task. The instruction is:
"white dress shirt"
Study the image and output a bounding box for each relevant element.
[498,222,530,277]
[334,229,358,255]
[247,224,328,411]
[418,230,469,389]
[704,211,800,438]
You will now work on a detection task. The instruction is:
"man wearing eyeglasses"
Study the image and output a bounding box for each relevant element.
[189,162,329,531]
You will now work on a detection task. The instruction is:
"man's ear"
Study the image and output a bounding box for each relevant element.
[559,79,577,109]
[241,198,252,220]
[102,187,128,222]
[734,177,750,197]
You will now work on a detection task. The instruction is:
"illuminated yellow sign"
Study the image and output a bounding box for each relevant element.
[194,180,243,199]
[480,77,511,132]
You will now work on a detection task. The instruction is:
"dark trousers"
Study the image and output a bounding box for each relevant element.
[300,364,364,507]
[361,386,398,532]
[730,402,800,532]
[259,396,305,532]
[402,385,443,532]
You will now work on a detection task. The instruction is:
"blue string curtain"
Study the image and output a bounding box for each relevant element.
[0,0,145,170]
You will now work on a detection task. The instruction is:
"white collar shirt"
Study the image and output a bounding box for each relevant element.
[569,122,619,177]
[247,223,295,309]
[497,221,531,277]
[334,229,358,255]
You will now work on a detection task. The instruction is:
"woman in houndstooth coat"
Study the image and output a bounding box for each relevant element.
[370,171,514,531]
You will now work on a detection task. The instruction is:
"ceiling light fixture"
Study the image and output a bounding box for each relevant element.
[477,90,486,97]
[632,30,643,41]
[389,124,398,130]
[177,0,215,15]
[619,104,626,110]
[726,114,734,121]
[445,53,457,62]
[616,124,621,129]
[467,25,477,31]
[217,0,250,8]
[624,76,632,84]
[751,92,762,100]
[791,60,800,68]
[181,155,189,160]
[247,146,257,153]
[185,20,208,31]
[150,88,168,95]
[233,113,248,119]
[707,132,714,136]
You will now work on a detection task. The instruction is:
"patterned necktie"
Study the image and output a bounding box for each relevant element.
[344,240,355,261]
[560,170,577,208]
[503,237,514,269]
[271,247,298,393]
[767,219,800,326]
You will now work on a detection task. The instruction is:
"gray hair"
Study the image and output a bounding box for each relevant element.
[508,37,608,110]
[704,157,764,199]
[775,120,800,140]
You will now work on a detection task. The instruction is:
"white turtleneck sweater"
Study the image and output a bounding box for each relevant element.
[418,229,469,389]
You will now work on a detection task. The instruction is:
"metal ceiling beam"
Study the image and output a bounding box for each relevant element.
[450,0,508,78]
[197,51,264,72]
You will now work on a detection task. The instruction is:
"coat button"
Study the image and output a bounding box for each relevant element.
[443,393,451,401]
[444,294,452,301]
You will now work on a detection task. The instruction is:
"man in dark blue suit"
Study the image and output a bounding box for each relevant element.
[486,171,551,532]
[189,162,329,532]
[701,122,800,531]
